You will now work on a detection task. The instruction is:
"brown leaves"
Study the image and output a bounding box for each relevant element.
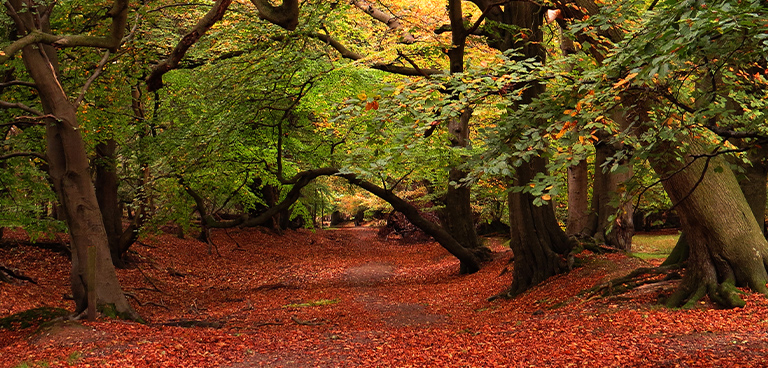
[2,228,768,366]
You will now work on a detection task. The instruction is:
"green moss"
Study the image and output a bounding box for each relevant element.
[97,304,145,323]
[0,307,70,330]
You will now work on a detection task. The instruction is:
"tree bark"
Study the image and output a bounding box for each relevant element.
[7,0,138,319]
[649,135,768,308]
[736,147,768,235]
[585,137,634,250]
[504,157,573,297]
[566,159,590,236]
[480,1,574,296]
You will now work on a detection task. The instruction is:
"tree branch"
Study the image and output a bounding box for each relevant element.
[250,0,298,31]
[0,152,47,162]
[0,100,43,116]
[146,0,233,92]
[312,33,442,76]
[75,50,111,106]
[351,0,416,44]
[0,0,128,64]
[0,80,36,89]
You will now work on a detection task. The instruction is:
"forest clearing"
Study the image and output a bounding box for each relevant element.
[2,227,768,367]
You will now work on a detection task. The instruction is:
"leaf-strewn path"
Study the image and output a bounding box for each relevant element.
[2,227,768,367]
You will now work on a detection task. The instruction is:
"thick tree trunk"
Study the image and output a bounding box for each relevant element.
[651,138,768,308]
[21,45,137,319]
[736,147,768,235]
[504,157,573,296]
[586,138,634,250]
[566,160,590,236]
[482,1,574,296]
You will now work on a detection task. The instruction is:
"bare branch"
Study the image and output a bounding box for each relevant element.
[0,100,43,116]
[0,152,47,162]
[312,33,442,76]
[75,50,111,106]
[351,0,416,44]
[146,0,233,92]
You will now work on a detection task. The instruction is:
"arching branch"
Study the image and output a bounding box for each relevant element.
[351,0,416,44]
[146,0,233,92]
[312,33,442,76]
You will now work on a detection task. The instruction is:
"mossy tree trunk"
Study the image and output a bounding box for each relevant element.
[651,138,768,308]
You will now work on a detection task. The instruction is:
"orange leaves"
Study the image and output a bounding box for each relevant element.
[554,120,576,139]
[613,72,638,89]
[365,100,379,110]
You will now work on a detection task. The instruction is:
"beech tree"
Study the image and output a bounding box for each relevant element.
[556,0,768,307]
[1,0,137,319]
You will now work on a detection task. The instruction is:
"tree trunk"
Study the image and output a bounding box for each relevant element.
[20,44,138,319]
[585,137,634,250]
[566,160,590,236]
[736,147,768,235]
[651,138,768,308]
[95,140,127,268]
[440,0,489,260]
[483,1,574,296]
[505,157,573,297]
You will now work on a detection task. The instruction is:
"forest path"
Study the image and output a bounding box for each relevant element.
[2,227,768,367]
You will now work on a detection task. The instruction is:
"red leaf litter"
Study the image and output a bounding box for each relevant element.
[2,227,768,367]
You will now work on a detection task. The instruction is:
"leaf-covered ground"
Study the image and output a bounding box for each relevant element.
[2,227,768,367]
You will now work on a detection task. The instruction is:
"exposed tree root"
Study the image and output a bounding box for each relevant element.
[291,315,325,326]
[124,293,171,310]
[581,264,683,299]
[0,265,37,284]
[161,319,223,328]
[664,272,768,309]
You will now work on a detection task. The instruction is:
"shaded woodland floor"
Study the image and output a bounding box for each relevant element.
[2,227,768,367]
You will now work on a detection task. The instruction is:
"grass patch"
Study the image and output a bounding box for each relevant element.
[631,232,680,260]
[283,299,339,308]
[67,351,82,365]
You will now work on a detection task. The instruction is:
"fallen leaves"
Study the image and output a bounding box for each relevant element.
[1,227,768,367]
